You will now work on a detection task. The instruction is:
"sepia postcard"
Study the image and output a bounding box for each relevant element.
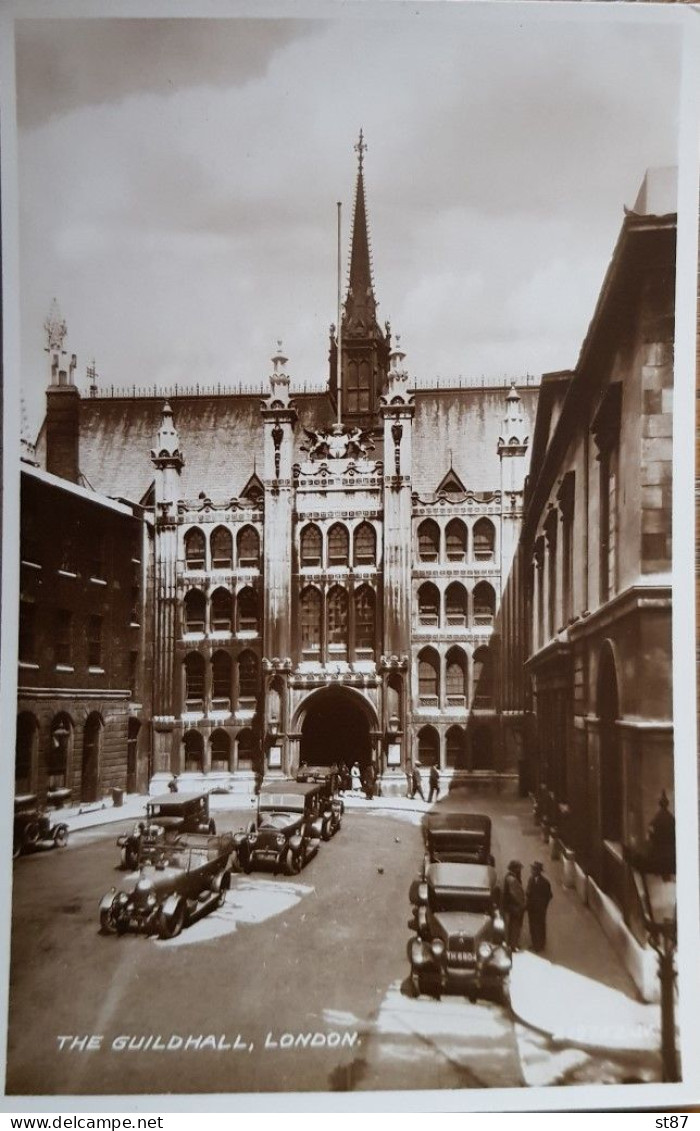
[0,0,699,1115]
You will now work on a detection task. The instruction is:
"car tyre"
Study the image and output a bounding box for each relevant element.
[158,900,185,940]
[286,847,302,875]
[410,972,424,999]
[216,872,230,908]
[53,825,69,848]
[321,820,333,842]
[125,846,139,871]
[24,821,40,846]
[100,901,119,935]
[498,978,512,1010]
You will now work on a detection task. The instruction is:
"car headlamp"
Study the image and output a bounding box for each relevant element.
[147,893,157,907]
[248,833,258,846]
[430,939,446,960]
[477,941,493,961]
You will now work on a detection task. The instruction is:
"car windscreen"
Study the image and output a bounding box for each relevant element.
[429,890,493,914]
[259,794,305,812]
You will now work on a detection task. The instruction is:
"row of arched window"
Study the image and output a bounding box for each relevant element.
[184,525,261,571]
[416,581,496,628]
[183,587,259,635]
[299,584,376,659]
[16,712,141,803]
[183,649,260,710]
[416,645,493,707]
[299,522,377,569]
[415,723,494,770]
[183,728,256,772]
[416,517,495,562]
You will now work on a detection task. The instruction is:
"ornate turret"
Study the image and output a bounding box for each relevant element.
[328,132,391,429]
[498,383,529,452]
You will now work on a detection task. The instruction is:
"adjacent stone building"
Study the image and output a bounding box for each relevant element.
[516,167,676,997]
[22,140,539,797]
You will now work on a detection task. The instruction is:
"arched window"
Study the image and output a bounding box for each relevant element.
[418,649,439,703]
[354,522,376,566]
[237,728,255,771]
[184,528,206,570]
[48,714,72,792]
[211,526,233,570]
[238,650,259,703]
[184,589,206,634]
[473,646,493,707]
[445,583,468,627]
[328,524,349,567]
[446,648,467,703]
[418,583,440,626]
[184,730,204,772]
[300,587,322,658]
[446,519,467,562]
[211,587,233,633]
[473,581,496,627]
[473,518,495,561]
[184,652,205,708]
[417,726,440,767]
[15,713,37,794]
[446,725,466,769]
[354,586,376,657]
[237,525,260,569]
[418,520,440,562]
[211,651,232,708]
[300,524,322,568]
[327,586,348,657]
[236,587,259,634]
[210,729,231,773]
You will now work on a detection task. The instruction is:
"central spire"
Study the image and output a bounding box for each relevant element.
[345,128,377,329]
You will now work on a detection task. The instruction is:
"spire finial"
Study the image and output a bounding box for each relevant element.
[355,128,367,173]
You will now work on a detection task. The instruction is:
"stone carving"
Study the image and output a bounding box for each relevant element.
[300,423,375,461]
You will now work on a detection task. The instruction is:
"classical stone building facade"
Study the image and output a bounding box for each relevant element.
[24,143,539,797]
[515,168,676,997]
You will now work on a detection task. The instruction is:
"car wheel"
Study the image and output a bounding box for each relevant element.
[321,820,333,842]
[53,825,69,848]
[410,972,424,999]
[24,821,40,846]
[100,901,119,935]
[158,901,185,940]
[125,846,139,871]
[285,848,302,875]
[216,872,230,908]
[498,978,512,1010]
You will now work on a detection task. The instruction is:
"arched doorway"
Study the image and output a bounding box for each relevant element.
[81,713,102,803]
[299,687,373,769]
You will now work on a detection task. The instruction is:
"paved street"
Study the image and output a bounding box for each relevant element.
[7,792,662,1096]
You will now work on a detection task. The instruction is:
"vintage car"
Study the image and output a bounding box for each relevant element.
[13,794,69,858]
[100,832,235,939]
[234,782,324,874]
[295,765,344,838]
[117,792,216,870]
[408,861,511,1005]
[421,812,494,875]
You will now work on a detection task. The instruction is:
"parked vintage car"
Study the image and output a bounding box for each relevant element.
[421,812,494,875]
[295,765,344,838]
[117,792,216,869]
[13,794,69,859]
[234,782,324,874]
[408,861,511,1005]
[100,832,235,939]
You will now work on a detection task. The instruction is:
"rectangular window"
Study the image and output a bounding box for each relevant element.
[19,601,36,663]
[55,610,72,666]
[89,533,105,579]
[88,615,103,668]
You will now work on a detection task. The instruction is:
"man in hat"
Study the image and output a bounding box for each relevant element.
[526,861,553,953]
[502,860,526,951]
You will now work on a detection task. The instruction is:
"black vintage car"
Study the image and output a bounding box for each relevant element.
[234,782,324,874]
[408,861,511,1005]
[100,832,235,939]
[117,792,216,869]
[422,812,494,875]
[295,766,344,839]
[13,794,69,859]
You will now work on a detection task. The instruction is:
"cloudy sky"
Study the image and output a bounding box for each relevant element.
[15,8,682,436]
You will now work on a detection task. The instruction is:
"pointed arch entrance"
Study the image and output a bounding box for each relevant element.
[295,686,376,769]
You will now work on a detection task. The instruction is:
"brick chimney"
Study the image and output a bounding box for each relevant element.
[44,301,80,483]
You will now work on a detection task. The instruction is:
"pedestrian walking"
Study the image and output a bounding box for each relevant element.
[526,861,553,953]
[405,763,413,799]
[428,764,440,803]
[350,762,362,793]
[363,761,377,801]
[410,765,426,802]
[502,859,526,951]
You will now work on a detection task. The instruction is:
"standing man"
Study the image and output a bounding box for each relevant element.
[364,761,376,801]
[410,765,426,802]
[428,763,440,803]
[502,860,526,951]
[526,861,553,953]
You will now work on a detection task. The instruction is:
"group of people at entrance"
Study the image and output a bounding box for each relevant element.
[338,761,379,800]
[502,859,553,953]
[406,764,441,804]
